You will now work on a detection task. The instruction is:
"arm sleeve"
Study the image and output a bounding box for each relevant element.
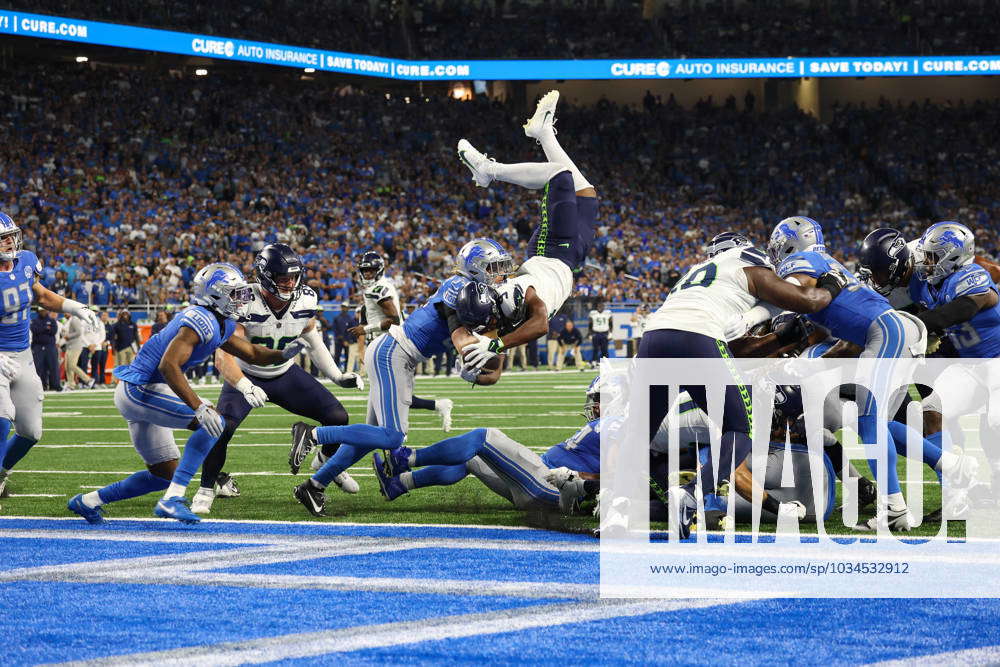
[917,295,981,333]
[303,325,344,382]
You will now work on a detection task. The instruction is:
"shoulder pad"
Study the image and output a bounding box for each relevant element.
[179,307,219,343]
[737,247,771,268]
[950,265,993,298]
[439,275,468,308]
[300,286,317,298]
[777,252,823,278]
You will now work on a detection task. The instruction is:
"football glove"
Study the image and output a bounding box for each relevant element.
[0,354,19,381]
[816,269,850,300]
[281,336,312,359]
[234,377,268,409]
[926,334,942,355]
[336,372,364,391]
[195,401,225,438]
[461,332,503,370]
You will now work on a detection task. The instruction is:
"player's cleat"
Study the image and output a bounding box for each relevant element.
[383,445,412,476]
[371,452,407,501]
[84,378,97,389]
[523,89,559,141]
[154,496,201,524]
[943,453,980,490]
[435,398,454,432]
[67,493,105,524]
[289,422,318,475]
[668,486,697,540]
[0,474,8,498]
[294,480,326,517]
[333,471,360,494]
[214,471,240,498]
[191,488,215,514]
[857,476,877,510]
[311,449,328,472]
[457,139,494,188]
[856,502,914,532]
[593,496,630,538]
[778,500,808,520]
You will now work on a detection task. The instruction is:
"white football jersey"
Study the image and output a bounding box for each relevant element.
[512,256,573,319]
[650,391,712,454]
[589,309,612,333]
[237,283,319,378]
[645,247,768,340]
[363,276,401,342]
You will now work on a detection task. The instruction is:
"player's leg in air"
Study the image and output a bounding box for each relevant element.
[370,427,564,510]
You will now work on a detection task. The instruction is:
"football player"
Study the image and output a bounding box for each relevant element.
[456,91,599,373]
[67,263,306,524]
[191,244,364,514]
[769,216,930,530]
[289,269,503,516]
[369,377,605,512]
[587,300,612,368]
[639,230,847,538]
[0,212,102,497]
[348,250,453,433]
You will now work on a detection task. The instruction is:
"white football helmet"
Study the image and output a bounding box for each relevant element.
[0,212,23,262]
[456,238,514,284]
[766,216,825,265]
[913,221,975,285]
[191,263,252,319]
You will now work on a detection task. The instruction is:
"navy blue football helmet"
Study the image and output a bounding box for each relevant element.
[773,384,804,421]
[857,228,910,296]
[455,281,500,333]
[356,250,385,288]
[705,231,752,258]
[254,243,303,301]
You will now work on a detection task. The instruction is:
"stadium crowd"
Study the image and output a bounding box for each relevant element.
[6,0,997,59]
[3,65,998,314]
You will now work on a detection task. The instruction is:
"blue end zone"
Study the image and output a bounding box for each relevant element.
[3,582,555,665]
[218,547,599,584]
[0,537,258,570]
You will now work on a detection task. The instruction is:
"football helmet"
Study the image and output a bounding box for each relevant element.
[583,376,602,421]
[356,251,385,288]
[857,228,910,296]
[705,231,752,258]
[766,216,825,265]
[456,238,514,284]
[254,243,303,301]
[191,263,252,319]
[454,281,500,333]
[494,280,526,332]
[0,212,23,262]
[913,221,975,285]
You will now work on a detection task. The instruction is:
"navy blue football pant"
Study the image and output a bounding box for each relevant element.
[527,171,598,273]
[199,364,349,489]
[591,332,609,362]
[638,328,753,494]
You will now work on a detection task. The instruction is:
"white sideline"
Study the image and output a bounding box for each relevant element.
[870,644,1000,666]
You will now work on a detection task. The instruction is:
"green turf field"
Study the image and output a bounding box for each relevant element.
[1,369,961,536]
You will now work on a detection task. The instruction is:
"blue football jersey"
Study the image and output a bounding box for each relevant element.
[541,419,600,475]
[910,263,1000,358]
[114,306,236,385]
[0,250,41,352]
[777,251,891,346]
[401,275,469,357]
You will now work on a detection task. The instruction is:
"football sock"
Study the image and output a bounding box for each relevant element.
[164,427,218,499]
[0,418,11,444]
[95,470,170,506]
[761,493,781,515]
[199,436,230,490]
[315,424,399,449]
[413,429,486,467]
[860,415,902,496]
[887,421,943,470]
[411,396,436,411]
[411,465,467,489]
[536,129,594,192]
[313,444,364,488]
[2,434,35,469]
[490,161,566,190]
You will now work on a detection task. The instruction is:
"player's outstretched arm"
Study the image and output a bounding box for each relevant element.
[32,283,101,330]
[219,334,289,367]
[495,288,549,350]
[744,267,835,314]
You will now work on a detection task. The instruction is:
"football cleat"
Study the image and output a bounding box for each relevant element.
[154,496,201,524]
[0,474,8,498]
[856,502,914,532]
[383,445,412,476]
[67,494,105,524]
[289,422,318,475]
[593,496,630,538]
[942,453,980,490]
[524,90,559,141]
[371,452,407,501]
[435,398,454,433]
[333,471,360,494]
[311,449,328,472]
[668,486,697,540]
[457,139,494,188]
[214,471,240,498]
[191,488,215,514]
[857,476,877,510]
[294,480,326,517]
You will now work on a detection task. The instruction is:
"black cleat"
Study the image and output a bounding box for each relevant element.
[294,480,326,517]
[289,422,318,475]
[858,477,877,510]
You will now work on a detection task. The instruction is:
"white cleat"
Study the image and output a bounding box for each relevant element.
[311,449,327,472]
[523,89,559,141]
[943,454,980,490]
[856,503,915,532]
[436,398,454,432]
[457,139,494,187]
[778,499,807,520]
[191,488,215,514]
[333,471,360,494]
